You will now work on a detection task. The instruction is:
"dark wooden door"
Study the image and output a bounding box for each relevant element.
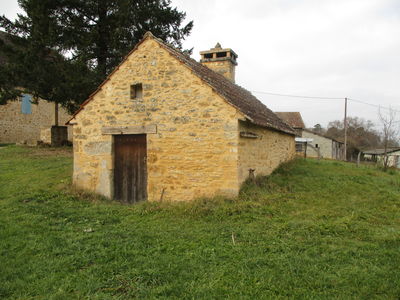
[114,134,147,203]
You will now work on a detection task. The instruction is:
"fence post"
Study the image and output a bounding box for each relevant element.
[357,151,361,167]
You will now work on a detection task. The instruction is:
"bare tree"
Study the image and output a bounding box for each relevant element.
[378,107,399,170]
[326,117,381,160]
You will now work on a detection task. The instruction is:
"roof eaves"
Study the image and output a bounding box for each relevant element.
[303,129,343,143]
[156,41,295,135]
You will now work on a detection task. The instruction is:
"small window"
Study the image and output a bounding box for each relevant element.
[315,144,319,148]
[216,52,227,58]
[204,53,213,59]
[21,94,32,114]
[130,83,143,99]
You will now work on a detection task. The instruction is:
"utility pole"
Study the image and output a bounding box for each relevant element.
[344,97,348,161]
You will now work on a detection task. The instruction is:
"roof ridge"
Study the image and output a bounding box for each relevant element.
[155,37,294,134]
[68,32,295,135]
[303,128,343,143]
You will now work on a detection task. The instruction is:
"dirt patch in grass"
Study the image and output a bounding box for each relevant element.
[28,146,73,158]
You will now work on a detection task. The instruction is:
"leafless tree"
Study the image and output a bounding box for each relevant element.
[378,107,399,170]
[326,117,381,160]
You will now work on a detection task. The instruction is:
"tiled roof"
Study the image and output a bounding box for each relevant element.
[68,32,295,135]
[275,112,305,129]
[303,129,344,144]
[363,148,400,155]
[158,40,294,135]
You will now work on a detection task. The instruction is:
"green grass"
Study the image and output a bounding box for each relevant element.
[1,145,400,299]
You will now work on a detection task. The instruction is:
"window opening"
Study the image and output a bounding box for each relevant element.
[130,83,143,99]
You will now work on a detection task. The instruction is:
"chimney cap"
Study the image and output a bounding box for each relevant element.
[214,42,222,49]
[199,46,238,59]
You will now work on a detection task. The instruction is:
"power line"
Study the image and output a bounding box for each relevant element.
[250,90,400,113]
[251,89,400,161]
[251,90,343,100]
[347,98,400,113]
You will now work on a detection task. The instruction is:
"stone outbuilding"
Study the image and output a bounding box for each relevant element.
[276,111,344,160]
[67,32,295,203]
[0,97,72,145]
[0,31,71,145]
[301,129,344,160]
[363,147,400,168]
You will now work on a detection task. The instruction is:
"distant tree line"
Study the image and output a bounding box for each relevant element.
[0,0,193,112]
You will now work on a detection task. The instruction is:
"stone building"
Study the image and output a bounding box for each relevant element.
[0,31,71,145]
[67,32,295,203]
[363,147,400,168]
[302,129,344,160]
[0,97,72,145]
[276,111,344,160]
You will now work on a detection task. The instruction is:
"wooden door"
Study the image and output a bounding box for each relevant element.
[114,134,147,203]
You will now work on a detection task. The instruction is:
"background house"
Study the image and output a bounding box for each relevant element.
[276,111,344,160]
[302,129,344,160]
[0,94,72,145]
[363,148,400,168]
[0,31,72,145]
[67,32,295,203]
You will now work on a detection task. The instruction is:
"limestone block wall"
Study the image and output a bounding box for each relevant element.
[71,38,243,202]
[0,99,72,144]
[238,121,295,185]
[302,131,333,159]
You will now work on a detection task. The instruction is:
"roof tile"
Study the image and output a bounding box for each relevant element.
[275,112,305,129]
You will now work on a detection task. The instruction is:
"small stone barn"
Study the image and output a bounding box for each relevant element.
[67,32,295,203]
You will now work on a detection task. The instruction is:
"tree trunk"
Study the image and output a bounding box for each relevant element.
[96,0,108,78]
[55,103,59,126]
[383,135,389,171]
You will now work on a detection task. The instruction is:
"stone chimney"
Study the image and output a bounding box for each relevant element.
[200,43,238,82]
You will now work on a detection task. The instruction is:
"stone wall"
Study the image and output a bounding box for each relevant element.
[302,130,333,159]
[238,121,295,184]
[201,60,236,82]
[71,38,243,201]
[0,99,72,144]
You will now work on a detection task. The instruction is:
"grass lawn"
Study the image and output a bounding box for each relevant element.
[1,145,400,299]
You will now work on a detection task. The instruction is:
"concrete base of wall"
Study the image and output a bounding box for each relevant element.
[51,126,68,147]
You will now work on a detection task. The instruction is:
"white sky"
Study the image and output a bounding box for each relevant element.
[1,0,399,128]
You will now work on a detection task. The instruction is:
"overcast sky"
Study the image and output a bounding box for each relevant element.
[1,0,399,128]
